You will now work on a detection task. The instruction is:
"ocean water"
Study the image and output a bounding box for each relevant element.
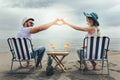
[1,26,120,53]
[0,37,120,53]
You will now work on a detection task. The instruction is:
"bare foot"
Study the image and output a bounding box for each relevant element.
[92,62,97,70]
[36,62,42,68]
[83,67,88,71]
[39,63,42,68]
[23,63,33,67]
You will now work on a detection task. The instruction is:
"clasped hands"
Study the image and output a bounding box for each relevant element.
[53,18,67,26]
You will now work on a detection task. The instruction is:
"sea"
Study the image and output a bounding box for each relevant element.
[0,37,120,53]
[0,27,120,53]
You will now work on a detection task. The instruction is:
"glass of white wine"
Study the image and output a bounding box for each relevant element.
[64,42,69,51]
[50,43,56,52]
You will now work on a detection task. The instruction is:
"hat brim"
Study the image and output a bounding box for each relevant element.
[26,18,34,22]
[22,17,34,25]
[84,12,99,26]
[84,12,92,18]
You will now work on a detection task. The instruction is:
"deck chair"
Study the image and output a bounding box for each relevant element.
[80,36,110,78]
[7,37,37,72]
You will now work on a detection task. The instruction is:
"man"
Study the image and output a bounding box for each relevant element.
[17,17,58,67]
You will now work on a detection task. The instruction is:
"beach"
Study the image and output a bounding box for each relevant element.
[0,50,120,80]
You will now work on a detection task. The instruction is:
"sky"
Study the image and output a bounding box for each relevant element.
[0,0,120,39]
[0,0,120,52]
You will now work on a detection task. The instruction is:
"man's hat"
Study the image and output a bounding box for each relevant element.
[84,12,99,26]
[22,17,34,25]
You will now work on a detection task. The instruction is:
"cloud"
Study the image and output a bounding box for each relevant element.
[100,4,120,27]
[0,0,57,8]
[0,4,76,31]
[108,4,120,13]
[0,0,120,31]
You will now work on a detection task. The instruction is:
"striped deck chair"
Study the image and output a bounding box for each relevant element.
[80,36,110,77]
[7,37,37,72]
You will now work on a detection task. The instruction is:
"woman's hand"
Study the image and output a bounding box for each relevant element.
[60,19,67,24]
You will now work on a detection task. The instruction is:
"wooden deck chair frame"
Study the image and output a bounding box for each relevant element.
[80,36,110,79]
[7,37,37,72]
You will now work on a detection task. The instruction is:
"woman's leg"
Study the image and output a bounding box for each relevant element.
[77,49,81,61]
[26,61,32,67]
[77,48,88,70]
[91,61,96,70]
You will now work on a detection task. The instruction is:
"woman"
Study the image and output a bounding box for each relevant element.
[61,12,100,70]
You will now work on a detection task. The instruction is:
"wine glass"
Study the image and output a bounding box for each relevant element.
[64,42,69,51]
[50,43,56,52]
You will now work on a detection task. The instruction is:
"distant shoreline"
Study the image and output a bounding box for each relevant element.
[1,38,120,52]
[0,50,120,54]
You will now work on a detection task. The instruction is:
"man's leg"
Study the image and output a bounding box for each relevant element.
[35,47,45,67]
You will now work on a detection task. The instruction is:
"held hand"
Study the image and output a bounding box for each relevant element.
[60,19,68,25]
[53,18,59,25]
[56,18,64,25]
[52,18,68,25]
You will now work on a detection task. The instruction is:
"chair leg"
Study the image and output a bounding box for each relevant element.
[106,59,110,80]
[19,61,22,67]
[101,60,104,74]
[33,57,37,73]
[10,61,13,72]
[102,60,104,70]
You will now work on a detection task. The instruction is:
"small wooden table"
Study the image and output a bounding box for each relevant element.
[47,51,69,72]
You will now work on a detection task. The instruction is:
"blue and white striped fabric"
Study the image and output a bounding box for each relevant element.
[83,36,110,60]
[8,38,33,61]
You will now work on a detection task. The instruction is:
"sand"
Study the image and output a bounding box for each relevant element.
[0,50,120,80]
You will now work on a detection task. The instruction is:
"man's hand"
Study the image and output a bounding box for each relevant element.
[53,18,59,25]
